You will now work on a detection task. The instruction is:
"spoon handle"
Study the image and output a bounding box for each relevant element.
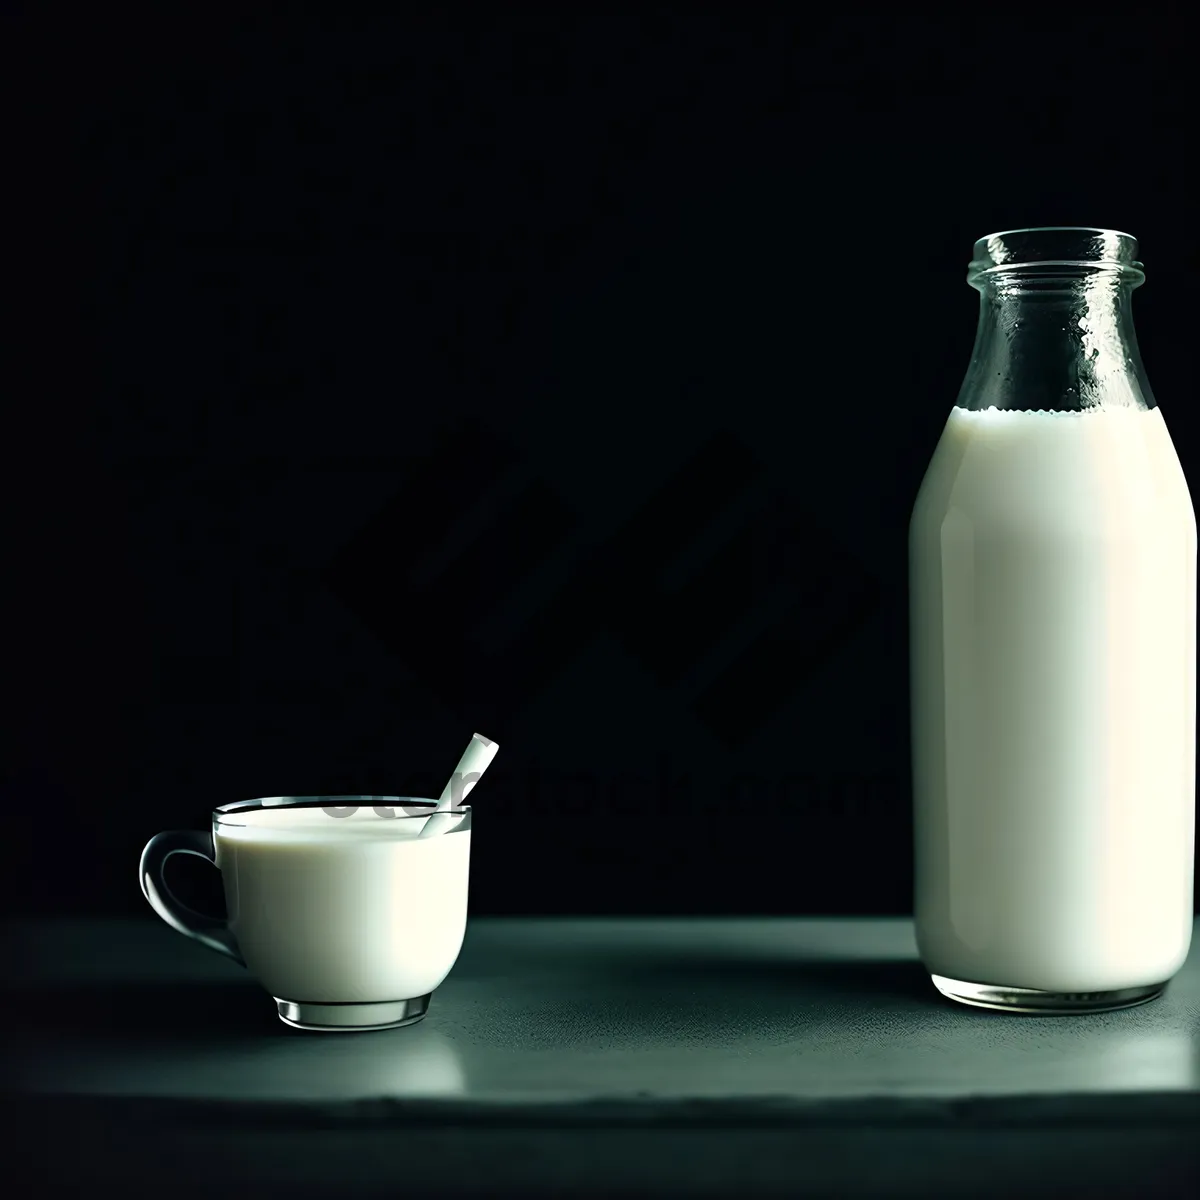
[435,731,499,809]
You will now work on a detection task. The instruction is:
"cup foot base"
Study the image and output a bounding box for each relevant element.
[930,974,1166,1014]
[275,994,431,1031]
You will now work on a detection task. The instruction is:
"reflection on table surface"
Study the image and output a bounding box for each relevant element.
[4,917,1198,1106]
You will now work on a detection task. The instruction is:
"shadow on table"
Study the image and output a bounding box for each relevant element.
[582,954,938,1017]
[1,980,285,1041]
[2,954,936,1052]
[461,937,936,1009]
[449,952,944,1049]
[624,954,936,1006]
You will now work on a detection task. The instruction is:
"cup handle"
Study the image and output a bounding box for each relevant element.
[138,830,244,965]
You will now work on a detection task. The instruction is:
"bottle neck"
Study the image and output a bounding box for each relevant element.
[956,274,1155,413]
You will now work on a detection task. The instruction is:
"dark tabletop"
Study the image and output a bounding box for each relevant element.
[4,917,1198,1197]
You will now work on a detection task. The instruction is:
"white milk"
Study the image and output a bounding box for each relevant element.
[214,808,470,1003]
[910,404,1196,993]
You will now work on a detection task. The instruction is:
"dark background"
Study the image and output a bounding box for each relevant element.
[7,8,1196,918]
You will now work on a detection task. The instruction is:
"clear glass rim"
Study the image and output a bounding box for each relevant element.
[213,796,468,826]
[978,224,1137,242]
[968,227,1144,284]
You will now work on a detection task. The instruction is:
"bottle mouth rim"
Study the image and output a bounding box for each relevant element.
[978,225,1137,241]
[968,227,1144,284]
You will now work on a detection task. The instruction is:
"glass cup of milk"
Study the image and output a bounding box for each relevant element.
[910,228,1196,1013]
[139,797,472,1031]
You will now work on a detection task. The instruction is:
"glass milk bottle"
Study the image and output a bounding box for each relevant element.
[909,228,1195,1013]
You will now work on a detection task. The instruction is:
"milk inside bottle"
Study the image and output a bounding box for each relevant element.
[909,228,1195,1013]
